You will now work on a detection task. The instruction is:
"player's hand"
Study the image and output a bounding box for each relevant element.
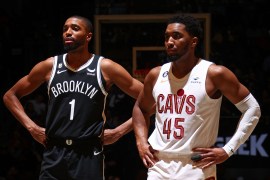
[137,143,159,168]
[191,147,229,169]
[103,129,121,145]
[28,124,46,146]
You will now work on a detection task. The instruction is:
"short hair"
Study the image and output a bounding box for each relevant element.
[167,14,203,41]
[69,15,93,33]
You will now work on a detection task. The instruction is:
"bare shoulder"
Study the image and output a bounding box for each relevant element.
[99,58,115,68]
[147,66,161,77]
[99,58,122,77]
[207,63,249,103]
[31,57,54,71]
[99,58,121,76]
[207,63,233,80]
[29,57,55,82]
[144,66,161,85]
[38,57,54,68]
[208,64,227,75]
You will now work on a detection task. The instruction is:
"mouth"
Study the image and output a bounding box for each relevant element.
[64,37,75,44]
[166,49,177,55]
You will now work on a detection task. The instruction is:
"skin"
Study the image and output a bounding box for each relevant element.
[132,22,250,169]
[3,16,143,147]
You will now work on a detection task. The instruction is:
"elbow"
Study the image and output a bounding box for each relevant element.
[3,90,14,108]
[3,91,9,106]
[255,106,261,121]
[248,106,261,126]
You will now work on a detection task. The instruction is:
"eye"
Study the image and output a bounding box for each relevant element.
[74,26,80,31]
[172,32,181,40]
[72,25,80,31]
[164,34,170,41]
[164,32,182,41]
[63,26,68,33]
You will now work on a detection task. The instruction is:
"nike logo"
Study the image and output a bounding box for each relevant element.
[93,150,102,156]
[57,70,67,74]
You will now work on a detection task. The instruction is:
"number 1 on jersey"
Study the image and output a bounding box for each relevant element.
[69,99,75,120]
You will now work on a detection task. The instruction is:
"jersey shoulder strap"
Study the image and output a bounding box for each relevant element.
[93,54,100,61]
[57,54,64,64]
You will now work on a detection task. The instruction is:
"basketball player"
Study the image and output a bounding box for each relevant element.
[3,15,143,179]
[132,14,261,179]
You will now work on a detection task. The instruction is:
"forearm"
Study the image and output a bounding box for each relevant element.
[132,106,150,146]
[3,91,37,131]
[114,117,133,137]
[223,93,261,156]
[133,121,149,146]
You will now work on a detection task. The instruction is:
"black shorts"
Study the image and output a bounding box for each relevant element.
[39,139,104,180]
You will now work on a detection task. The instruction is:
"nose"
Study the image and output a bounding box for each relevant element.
[167,39,174,49]
[64,28,72,37]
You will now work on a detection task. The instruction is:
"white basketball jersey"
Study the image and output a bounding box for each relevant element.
[149,59,222,154]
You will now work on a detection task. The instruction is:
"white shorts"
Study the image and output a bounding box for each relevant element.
[147,152,216,180]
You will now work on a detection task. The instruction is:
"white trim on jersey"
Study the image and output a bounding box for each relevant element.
[47,55,58,99]
[96,55,108,96]
[96,55,108,138]
[63,53,95,72]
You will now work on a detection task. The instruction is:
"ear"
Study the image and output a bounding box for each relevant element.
[86,32,92,42]
[191,37,198,48]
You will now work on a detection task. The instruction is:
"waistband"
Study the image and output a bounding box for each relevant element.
[155,151,200,160]
[45,137,102,151]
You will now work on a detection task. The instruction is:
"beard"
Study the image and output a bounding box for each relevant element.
[63,38,84,52]
[63,42,80,52]
[166,43,189,62]
[167,54,180,62]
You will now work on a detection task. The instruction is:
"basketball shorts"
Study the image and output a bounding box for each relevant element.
[39,145,104,180]
[147,152,216,180]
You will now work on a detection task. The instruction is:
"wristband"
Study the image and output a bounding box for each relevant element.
[222,145,234,157]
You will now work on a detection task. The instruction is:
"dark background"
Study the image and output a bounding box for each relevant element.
[1,0,270,180]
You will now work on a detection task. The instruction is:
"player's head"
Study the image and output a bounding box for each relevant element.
[62,15,93,52]
[69,15,93,33]
[167,14,203,42]
[165,14,203,61]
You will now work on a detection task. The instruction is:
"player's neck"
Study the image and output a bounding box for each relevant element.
[66,52,93,70]
[172,57,200,78]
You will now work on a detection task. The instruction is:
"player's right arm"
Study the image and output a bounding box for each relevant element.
[132,66,160,168]
[3,57,54,146]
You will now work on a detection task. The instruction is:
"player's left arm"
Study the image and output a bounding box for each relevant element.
[101,59,143,145]
[103,117,132,145]
[193,64,261,169]
[214,65,261,155]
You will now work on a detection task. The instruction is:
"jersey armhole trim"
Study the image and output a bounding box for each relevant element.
[47,55,59,98]
[97,56,108,96]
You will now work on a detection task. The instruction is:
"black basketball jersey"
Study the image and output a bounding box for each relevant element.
[46,54,108,139]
